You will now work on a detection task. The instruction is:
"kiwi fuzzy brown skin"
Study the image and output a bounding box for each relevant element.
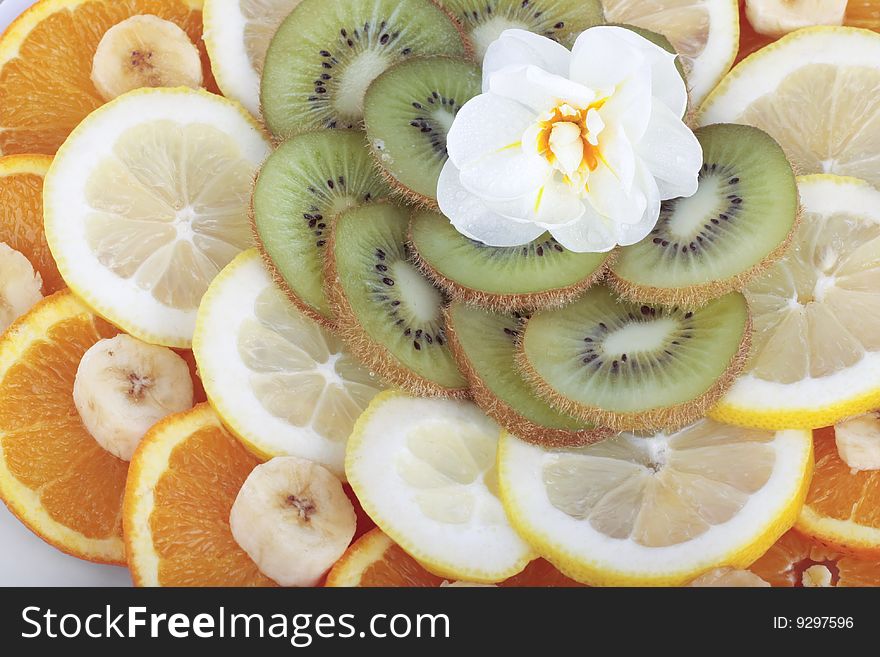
[433,0,477,61]
[514,313,754,433]
[607,208,803,309]
[372,154,440,211]
[323,201,470,399]
[408,223,617,313]
[443,306,613,447]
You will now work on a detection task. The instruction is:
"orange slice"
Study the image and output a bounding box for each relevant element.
[0,291,126,564]
[750,529,880,587]
[796,426,880,555]
[0,0,217,156]
[326,528,583,587]
[0,154,62,294]
[124,403,277,586]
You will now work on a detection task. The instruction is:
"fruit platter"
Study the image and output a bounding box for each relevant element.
[1,0,880,588]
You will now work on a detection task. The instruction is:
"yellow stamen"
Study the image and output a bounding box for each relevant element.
[532,100,609,184]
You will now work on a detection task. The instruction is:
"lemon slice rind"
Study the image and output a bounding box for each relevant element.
[194,249,383,478]
[699,26,880,123]
[498,424,813,586]
[711,175,880,430]
[346,391,535,583]
[44,87,271,348]
[204,0,300,117]
[602,0,739,107]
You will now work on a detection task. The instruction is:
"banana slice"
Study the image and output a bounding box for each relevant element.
[73,334,194,460]
[0,242,43,332]
[91,15,204,102]
[745,0,846,37]
[229,457,357,587]
[834,413,880,472]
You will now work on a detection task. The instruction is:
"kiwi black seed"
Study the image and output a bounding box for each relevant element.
[609,124,799,307]
[410,210,613,312]
[440,0,605,59]
[261,0,468,140]
[252,130,392,326]
[517,285,751,432]
[445,301,612,447]
[326,202,468,397]
[364,56,481,205]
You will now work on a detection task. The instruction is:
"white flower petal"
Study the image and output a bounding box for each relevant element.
[616,160,662,246]
[637,101,703,200]
[570,26,646,93]
[585,160,646,225]
[487,176,586,227]
[450,90,551,200]
[488,65,595,113]
[599,25,688,118]
[458,147,549,201]
[437,160,546,247]
[446,92,538,168]
[547,204,618,253]
[598,66,652,143]
[597,122,636,195]
[482,29,571,91]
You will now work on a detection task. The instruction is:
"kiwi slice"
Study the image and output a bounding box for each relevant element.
[518,285,751,431]
[410,210,612,311]
[446,301,611,447]
[609,124,799,307]
[364,57,481,204]
[252,129,391,326]
[261,0,468,139]
[327,202,467,397]
[440,0,605,58]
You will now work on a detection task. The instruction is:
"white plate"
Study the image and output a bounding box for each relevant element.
[0,0,131,587]
[0,0,37,33]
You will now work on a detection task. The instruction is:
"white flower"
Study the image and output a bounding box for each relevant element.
[438,26,703,253]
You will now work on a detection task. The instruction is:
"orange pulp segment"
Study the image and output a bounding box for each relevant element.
[0,0,218,156]
[0,154,63,294]
[124,403,277,586]
[796,426,880,554]
[750,529,880,586]
[0,291,126,563]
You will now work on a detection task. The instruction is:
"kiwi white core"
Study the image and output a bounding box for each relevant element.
[471,18,531,59]
[393,261,442,322]
[432,108,456,135]
[336,50,391,120]
[603,318,678,356]
[329,195,358,217]
[665,175,726,240]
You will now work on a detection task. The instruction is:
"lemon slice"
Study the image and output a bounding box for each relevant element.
[346,391,534,582]
[194,250,385,478]
[601,0,739,106]
[44,87,271,348]
[712,175,880,429]
[204,0,302,117]
[498,419,812,586]
[698,27,880,186]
